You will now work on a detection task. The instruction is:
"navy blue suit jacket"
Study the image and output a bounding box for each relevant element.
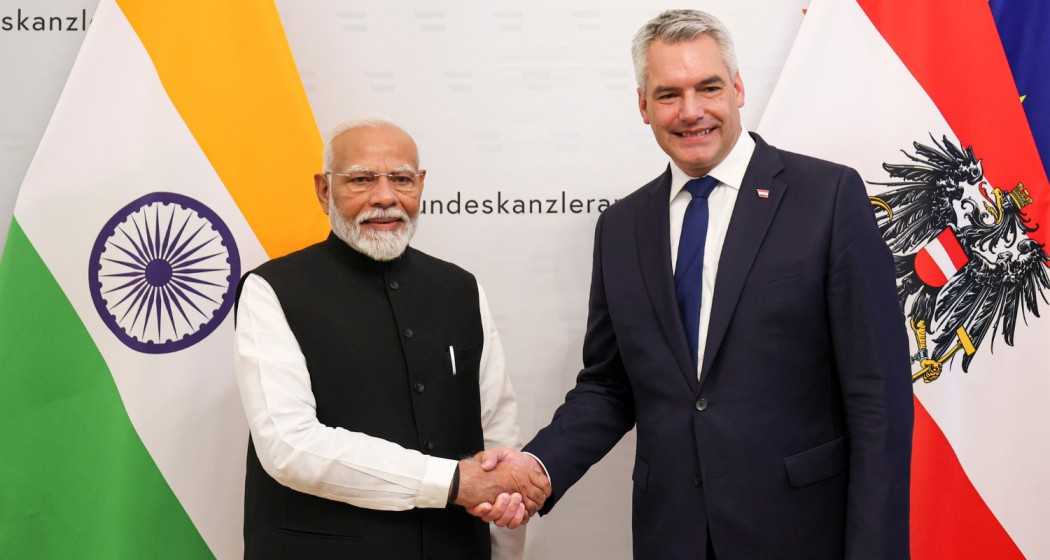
[524,134,913,559]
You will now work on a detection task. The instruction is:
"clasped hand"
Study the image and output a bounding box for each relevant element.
[453,448,550,529]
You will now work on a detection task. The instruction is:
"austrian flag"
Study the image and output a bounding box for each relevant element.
[760,0,1050,558]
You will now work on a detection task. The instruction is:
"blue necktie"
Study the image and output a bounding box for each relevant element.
[674,176,719,369]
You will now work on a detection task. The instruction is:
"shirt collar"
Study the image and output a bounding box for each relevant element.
[669,130,756,202]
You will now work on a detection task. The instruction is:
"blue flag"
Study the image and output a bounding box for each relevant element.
[991,0,1050,175]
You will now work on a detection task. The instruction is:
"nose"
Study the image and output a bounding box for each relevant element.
[367,176,399,208]
[678,90,705,123]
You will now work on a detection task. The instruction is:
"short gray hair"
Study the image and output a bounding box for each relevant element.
[323,118,416,171]
[631,9,738,90]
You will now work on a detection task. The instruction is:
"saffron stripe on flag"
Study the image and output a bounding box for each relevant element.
[116,0,326,258]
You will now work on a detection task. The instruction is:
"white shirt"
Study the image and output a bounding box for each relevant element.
[668,131,756,376]
[527,133,759,489]
[234,271,524,558]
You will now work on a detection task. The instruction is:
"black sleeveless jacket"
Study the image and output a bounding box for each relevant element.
[240,234,489,559]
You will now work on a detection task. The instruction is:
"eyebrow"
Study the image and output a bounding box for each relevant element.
[336,163,418,173]
[696,76,726,88]
[651,76,726,96]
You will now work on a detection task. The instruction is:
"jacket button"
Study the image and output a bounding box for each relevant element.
[389,280,400,290]
[404,328,414,339]
[694,476,702,487]
[414,382,425,394]
[424,441,435,451]
[695,397,708,412]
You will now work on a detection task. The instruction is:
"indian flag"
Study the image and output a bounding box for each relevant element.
[0,0,325,557]
[759,0,1050,558]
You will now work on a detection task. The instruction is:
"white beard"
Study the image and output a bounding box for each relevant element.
[329,198,416,261]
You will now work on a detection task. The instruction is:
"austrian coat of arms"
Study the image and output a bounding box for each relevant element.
[869,135,1050,383]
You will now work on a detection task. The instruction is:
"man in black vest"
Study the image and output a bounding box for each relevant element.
[234,119,549,559]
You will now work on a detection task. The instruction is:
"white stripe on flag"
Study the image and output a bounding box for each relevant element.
[925,238,958,280]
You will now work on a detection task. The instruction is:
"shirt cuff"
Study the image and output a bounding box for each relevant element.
[522,452,551,485]
[417,456,459,509]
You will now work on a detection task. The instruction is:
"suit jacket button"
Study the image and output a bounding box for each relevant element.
[404,328,414,339]
[693,476,702,487]
[389,280,400,290]
[414,382,425,394]
[424,441,435,451]
[695,397,708,412]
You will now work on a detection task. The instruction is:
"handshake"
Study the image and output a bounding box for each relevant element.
[451,448,552,529]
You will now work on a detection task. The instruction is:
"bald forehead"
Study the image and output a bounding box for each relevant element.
[330,124,419,170]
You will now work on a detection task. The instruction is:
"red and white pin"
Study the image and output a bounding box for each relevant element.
[756,188,770,199]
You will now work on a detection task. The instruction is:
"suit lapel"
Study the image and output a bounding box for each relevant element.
[699,135,787,388]
[636,167,699,393]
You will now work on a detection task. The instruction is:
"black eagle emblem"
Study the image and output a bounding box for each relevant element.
[869,134,1050,380]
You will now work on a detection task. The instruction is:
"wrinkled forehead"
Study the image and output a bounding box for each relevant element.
[647,35,734,84]
[330,127,419,170]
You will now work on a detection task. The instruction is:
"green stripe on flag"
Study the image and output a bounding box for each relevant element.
[0,220,213,558]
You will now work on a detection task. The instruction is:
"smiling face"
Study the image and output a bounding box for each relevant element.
[313,123,425,260]
[638,34,745,177]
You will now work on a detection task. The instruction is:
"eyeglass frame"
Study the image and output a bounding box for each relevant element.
[323,167,427,194]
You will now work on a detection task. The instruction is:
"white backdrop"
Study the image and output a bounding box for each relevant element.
[1,2,807,557]
[0,0,99,253]
[276,3,807,556]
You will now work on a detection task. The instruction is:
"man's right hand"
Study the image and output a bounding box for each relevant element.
[464,448,551,528]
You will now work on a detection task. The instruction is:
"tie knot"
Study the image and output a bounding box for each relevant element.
[684,176,718,200]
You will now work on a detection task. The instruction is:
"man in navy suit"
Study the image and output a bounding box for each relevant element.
[472,9,913,559]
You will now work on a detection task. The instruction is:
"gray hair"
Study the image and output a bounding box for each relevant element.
[631,9,739,90]
[322,118,417,171]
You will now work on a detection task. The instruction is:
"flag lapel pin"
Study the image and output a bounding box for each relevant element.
[756,188,770,199]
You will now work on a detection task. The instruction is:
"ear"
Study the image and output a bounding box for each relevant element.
[733,71,746,108]
[417,171,426,197]
[313,173,330,214]
[637,87,651,125]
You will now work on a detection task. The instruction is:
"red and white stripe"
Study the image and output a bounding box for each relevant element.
[760,1,1050,558]
[914,227,969,287]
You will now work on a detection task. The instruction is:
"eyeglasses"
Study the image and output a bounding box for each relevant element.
[325,169,426,194]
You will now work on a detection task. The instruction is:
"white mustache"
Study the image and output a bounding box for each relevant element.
[356,207,408,225]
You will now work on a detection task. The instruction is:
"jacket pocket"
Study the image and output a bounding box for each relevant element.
[632,457,650,494]
[445,341,482,378]
[277,527,363,541]
[281,488,366,539]
[784,436,847,488]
